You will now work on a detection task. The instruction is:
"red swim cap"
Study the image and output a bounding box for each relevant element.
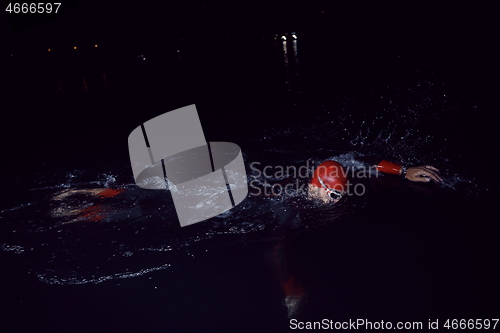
[310,160,348,193]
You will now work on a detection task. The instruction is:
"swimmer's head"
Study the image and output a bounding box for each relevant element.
[309,160,348,203]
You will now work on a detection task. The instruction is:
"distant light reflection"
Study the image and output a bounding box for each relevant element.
[282,40,288,65]
[281,32,302,94]
[293,40,298,61]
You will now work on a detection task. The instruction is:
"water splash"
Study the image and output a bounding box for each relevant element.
[0,67,481,284]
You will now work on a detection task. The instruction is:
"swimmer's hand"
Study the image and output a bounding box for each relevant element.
[405,165,442,182]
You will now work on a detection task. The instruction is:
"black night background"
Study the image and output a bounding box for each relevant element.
[1,1,499,332]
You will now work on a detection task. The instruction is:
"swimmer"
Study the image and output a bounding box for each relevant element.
[308,159,443,204]
[51,188,125,224]
[51,159,442,222]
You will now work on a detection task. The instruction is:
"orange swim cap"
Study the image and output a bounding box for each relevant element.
[310,160,348,193]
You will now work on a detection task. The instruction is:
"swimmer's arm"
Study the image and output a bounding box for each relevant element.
[374,160,443,182]
[404,165,442,182]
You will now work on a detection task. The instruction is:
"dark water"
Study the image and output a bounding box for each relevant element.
[1,26,499,333]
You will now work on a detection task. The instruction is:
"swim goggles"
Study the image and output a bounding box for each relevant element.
[317,176,343,200]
